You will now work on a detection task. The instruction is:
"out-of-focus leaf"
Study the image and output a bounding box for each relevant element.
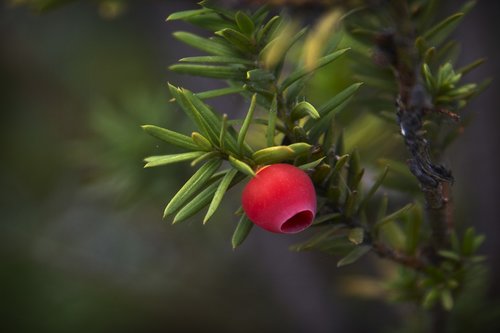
[261,25,306,70]
[285,80,306,102]
[266,95,277,147]
[358,165,389,211]
[422,288,439,309]
[423,13,464,46]
[347,149,361,190]
[376,194,388,222]
[303,10,342,71]
[164,159,222,217]
[244,84,274,100]
[348,227,364,245]
[335,130,344,156]
[204,169,239,223]
[331,154,350,178]
[291,224,346,250]
[312,213,342,226]
[337,245,371,267]
[406,202,423,254]
[257,15,280,43]
[293,126,308,142]
[235,11,255,35]
[144,151,204,168]
[380,219,405,250]
[377,158,420,192]
[473,234,485,253]
[423,46,436,63]
[461,227,476,256]
[280,48,349,90]
[344,191,359,218]
[232,214,254,249]
[318,82,363,117]
[375,203,414,229]
[422,63,436,92]
[238,94,257,150]
[457,58,486,76]
[312,164,332,184]
[441,289,454,311]
[450,231,460,253]
[141,125,198,150]
[416,0,438,31]
[353,74,396,92]
[438,250,461,262]
[251,5,269,27]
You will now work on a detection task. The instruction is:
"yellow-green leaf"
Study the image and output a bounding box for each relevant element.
[173,181,220,224]
[232,214,254,249]
[144,151,204,168]
[164,159,222,218]
[348,227,364,245]
[375,203,414,229]
[192,132,213,151]
[238,94,257,151]
[337,245,371,267]
[142,125,198,150]
[266,95,277,147]
[235,11,255,35]
[252,146,294,165]
[280,48,349,90]
[204,169,238,223]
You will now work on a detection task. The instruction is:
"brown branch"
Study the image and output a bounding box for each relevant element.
[372,241,427,272]
[371,3,457,331]
[373,4,454,255]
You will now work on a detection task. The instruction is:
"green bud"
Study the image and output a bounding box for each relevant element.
[229,156,255,177]
[252,146,295,164]
[192,132,213,151]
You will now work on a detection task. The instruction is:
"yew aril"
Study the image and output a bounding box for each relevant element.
[241,163,317,234]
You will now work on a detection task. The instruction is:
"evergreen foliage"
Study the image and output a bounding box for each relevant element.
[140,1,488,330]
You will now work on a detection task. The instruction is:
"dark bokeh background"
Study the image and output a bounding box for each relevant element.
[1,1,499,332]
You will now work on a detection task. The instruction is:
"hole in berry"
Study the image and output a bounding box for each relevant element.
[280,210,314,233]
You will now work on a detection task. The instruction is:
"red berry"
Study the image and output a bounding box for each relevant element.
[242,163,317,234]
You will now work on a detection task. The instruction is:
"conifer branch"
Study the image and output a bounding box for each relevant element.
[373,4,454,256]
[372,241,426,272]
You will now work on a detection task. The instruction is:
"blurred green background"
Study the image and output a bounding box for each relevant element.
[1,1,500,332]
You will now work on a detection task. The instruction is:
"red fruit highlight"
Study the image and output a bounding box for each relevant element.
[242,163,317,234]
